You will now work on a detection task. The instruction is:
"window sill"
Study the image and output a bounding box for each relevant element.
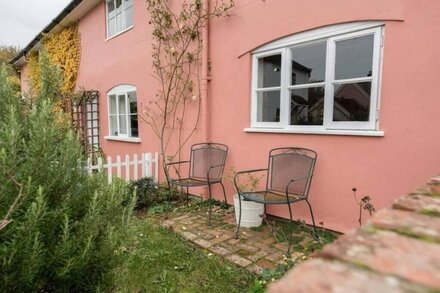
[244,128,384,137]
[106,26,134,41]
[104,136,141,143]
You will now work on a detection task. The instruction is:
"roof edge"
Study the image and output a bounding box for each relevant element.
[10,0,84,66]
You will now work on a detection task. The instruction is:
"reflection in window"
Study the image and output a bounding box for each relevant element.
[257,91,280,122]
[290,87,324,125]
[335,35,374,80]
[333,82,371,121]
[291,42,326,85]
[258,55,282,88]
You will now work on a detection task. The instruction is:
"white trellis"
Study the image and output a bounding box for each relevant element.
[86,152,159,184]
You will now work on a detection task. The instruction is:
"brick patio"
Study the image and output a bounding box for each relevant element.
[160,206,314,274]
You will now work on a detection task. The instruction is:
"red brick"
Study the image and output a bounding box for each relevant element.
[268,259,429,293]
[393,194,440,214]
[320,230,440,288]
[368,209,440,242]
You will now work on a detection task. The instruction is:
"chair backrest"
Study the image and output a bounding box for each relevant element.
[267,147,317,197]
[190,143,228,181]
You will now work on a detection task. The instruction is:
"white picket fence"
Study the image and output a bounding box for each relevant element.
[86,152,159,184]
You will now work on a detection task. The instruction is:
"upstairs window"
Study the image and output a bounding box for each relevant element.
[251,23,384,134]
[106,0,133,38]
[108,85,138,138]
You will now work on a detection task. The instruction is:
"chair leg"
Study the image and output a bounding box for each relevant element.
[220,181,227,205]
[234,194,242,239]
[186,186,189,206]
[306,199,318,240]
[208,183,212,226]
[287,203,293,257]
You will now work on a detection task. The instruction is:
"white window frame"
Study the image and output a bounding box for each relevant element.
[249,22,385,136]
[105,0,134,39]
[105,84,140,143]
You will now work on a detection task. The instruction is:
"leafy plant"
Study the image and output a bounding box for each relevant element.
[352,187,376,226]
[226,167,265,194]
[141,0,234,178]
[0,53,136,292]
[128,177,182,211]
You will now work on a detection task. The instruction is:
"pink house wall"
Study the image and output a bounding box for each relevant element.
[71,0,440,232]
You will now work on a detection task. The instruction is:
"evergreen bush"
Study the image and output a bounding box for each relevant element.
[0,52,136,292]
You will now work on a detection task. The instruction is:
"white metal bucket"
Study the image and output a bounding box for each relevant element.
[233,194,264,228]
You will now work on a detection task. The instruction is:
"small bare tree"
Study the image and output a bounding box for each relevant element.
[141,0,233,179]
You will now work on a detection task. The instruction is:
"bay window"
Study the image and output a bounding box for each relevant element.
[250,22,384,135]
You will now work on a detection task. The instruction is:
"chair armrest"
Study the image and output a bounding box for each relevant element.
[285,175,312,197]
[166,160,190,168]
[233,168,268,194]
[207,164,225,181]
[165,161,190,180]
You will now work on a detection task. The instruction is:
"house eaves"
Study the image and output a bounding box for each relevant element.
[10,0,100,67]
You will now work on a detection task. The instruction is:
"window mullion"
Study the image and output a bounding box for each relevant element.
[116,94,120,135]
[125,93,130,137]
[323,38,335,129]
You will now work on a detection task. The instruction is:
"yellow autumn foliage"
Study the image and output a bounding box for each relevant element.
[27,52,41,95]
[28,23,81,97]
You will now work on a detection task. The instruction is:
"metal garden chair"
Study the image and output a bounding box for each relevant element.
[234,147,318,256]
[166,143,228,225]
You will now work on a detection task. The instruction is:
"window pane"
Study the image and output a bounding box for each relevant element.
[123,0,133,29]
[128,91,137,114]
[290,87,324,125]
[130,114,138,137]
[118,94,127,114]
[116,0,122,9]
[257,55,282,88]
[108,17,115,37]
[109,95,117,114]
[116,12,123,32]
[124,5,133,28]
[291,42,326,85]
[119,114,127,134]
[335,35,374,80]
[256,91,280,122]
[333,82,371,121]
[109,115,118,136]
[107,0,115,13]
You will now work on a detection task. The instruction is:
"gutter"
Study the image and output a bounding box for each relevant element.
[10,0,84,65]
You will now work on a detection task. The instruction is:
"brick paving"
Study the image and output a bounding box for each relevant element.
[161,208,313,274]
[268,175,440,292]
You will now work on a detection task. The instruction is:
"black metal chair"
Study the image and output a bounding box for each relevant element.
[165,143,228,225]
[234,147,318,256]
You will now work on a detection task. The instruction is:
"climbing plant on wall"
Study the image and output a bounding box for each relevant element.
[27,23,81,97]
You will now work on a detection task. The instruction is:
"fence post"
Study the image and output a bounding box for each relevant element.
[107,156,112,184]
[97,157,103,172]
[154,152,159,183]
[146,153,153,178]
[116,155,121,178]
[141,153,146,177]
[125,154,130,181]
[133,154,138,180]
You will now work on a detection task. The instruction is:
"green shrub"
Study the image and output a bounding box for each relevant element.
[0,53,136,292]
[128,177,183,210]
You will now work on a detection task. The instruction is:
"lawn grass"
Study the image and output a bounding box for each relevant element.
[112,218,256,292]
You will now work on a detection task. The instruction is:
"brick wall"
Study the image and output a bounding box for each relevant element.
[268,176,440,292]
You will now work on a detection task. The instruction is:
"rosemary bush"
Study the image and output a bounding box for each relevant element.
[0,53,135,292]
